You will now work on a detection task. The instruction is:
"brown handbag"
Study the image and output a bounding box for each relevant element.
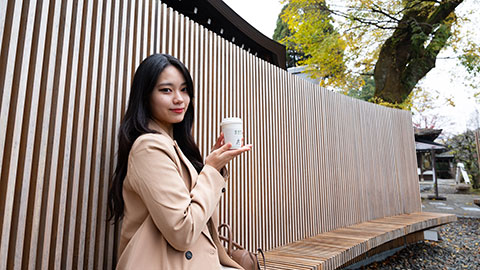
[218,223,266,270]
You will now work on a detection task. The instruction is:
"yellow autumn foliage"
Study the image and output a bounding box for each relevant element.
[278,0,480,107]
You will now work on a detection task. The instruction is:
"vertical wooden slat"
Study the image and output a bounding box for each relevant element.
[104,1,128,267]
[81,0,104,267]
[251,53,258,250]
[218,34,225,225]
[49,0,76,269]
[20,1,50,269]
[96,0,118,268]
[0,2,25,268]
[0,0,21,176]
[6,1,39,269]
[33,0,66,268]
[159,3,166,54]
[68,0,95,268]
[246,50,252,249]
[207,29,213,163]
[57,0,85,269]
[90,0,112,268]
[0,0,8,50]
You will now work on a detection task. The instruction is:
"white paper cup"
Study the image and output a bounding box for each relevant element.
[220,117,243,149]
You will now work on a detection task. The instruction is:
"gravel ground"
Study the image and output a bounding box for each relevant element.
[363,217,480,270]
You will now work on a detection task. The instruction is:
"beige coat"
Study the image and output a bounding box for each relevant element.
[116,121,242,270]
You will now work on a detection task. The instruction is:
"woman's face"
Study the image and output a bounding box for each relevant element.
[150,65,190,127]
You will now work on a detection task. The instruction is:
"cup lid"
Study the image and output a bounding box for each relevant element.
[220,117,242,125]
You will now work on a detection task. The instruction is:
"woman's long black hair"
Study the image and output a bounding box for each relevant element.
[107,54,204,224]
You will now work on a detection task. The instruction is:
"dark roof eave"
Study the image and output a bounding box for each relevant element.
[206,0,286,67]
[414,128,443,141]
[159,0,286,69]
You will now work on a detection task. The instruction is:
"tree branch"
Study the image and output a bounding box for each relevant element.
[371,3,401,22]
[323,5,398,30]
[427,0,463,25]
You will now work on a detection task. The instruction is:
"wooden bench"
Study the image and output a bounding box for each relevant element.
[260,212,456,270]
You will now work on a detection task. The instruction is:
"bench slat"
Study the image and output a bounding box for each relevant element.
[261,212,456,270]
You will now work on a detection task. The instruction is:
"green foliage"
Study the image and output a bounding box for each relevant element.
[272,6,290,41]
[273,4,307,68]
[368,96,413,111]
[346,75,415,110]
[346,75,375,101]
[446,130,480,188]
[459,48,480,76]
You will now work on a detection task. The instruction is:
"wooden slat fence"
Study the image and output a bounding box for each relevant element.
[0,0,421,269]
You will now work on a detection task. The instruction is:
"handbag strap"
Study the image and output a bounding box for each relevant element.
[218,223,234,256]
[256,248,266,270]
[219,223,266,269]
[218,235,243,250]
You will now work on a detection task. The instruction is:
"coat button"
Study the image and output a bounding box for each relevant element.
[185,251,193,260]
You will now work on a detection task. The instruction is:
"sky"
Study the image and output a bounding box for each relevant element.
[222,0,480,136]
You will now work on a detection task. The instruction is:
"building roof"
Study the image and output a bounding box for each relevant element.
[436,150,454,159]
[415,140,447,153]
[160,0,286,69]
[414,128,443,142]
[414,128,447,153]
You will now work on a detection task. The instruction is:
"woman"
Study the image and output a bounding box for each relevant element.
[108,54,251,269]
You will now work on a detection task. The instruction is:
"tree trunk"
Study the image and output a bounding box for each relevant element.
[374,0,463,103]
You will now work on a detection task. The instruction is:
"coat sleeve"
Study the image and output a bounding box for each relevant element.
[127,134,226,251]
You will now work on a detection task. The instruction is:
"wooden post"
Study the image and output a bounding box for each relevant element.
[475,131,480,187]
[420,154,424,181]
[428,149,446,200]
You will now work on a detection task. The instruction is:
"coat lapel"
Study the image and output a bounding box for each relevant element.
[172,141,198,191]
[147,120,199,191]
[148,120,198,190]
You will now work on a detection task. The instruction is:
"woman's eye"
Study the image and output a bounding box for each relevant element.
[159,88,171,92]
[181,87,188,92]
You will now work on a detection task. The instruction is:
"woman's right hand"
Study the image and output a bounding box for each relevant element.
[205,135,252,172]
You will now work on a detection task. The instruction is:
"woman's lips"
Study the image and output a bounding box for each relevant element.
[171,108,184,113]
